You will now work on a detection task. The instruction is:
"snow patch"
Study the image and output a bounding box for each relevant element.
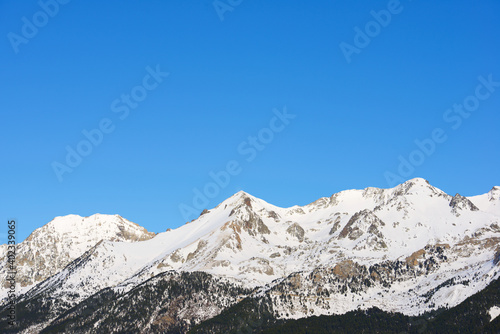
[489,306,500,322]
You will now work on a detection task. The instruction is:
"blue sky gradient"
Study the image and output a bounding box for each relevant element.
[1,0,499,242]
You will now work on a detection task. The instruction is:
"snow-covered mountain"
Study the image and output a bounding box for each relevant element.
[2,178,500,333]
[0,214,155,297]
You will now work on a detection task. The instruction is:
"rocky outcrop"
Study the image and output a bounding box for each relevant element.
[494,247,500,266]
[328,214,342,235]
[286,223,305,242]
[267,210,280,221]
[228,196,271,236]
[339,210,385,240]
[406,249,426,267]
[332,260,366,279]
[449,193,479,215]
[337,210,387,250]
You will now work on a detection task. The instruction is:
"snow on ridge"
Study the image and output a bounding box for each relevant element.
[468,185,500,216]
[25,213,146,238]
[209,178,492,219]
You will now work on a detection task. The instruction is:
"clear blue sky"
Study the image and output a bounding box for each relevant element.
[1,0,499,242]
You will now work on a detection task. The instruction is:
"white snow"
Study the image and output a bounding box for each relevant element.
[489,306,500,322]
[469,186,500,216]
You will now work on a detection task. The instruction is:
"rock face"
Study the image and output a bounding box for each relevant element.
[449,193,479,215]
[328,214,342,235]
[494,247,500,266]
[338,210,387,250]
[332,259,366,279]
[339,210,385,240]
[229,196,271,236]
[286,223,305,242]
[406,249,426,266]
[1,179,500,333]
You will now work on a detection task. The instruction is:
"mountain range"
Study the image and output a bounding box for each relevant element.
[1,178,499,333]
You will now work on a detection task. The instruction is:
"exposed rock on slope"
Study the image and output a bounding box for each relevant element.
[449,193,479,215]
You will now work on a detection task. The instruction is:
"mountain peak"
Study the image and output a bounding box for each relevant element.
[46,214,146,235]
[449,193,479,213]
[486,186,500,203]
[217,190,261,210]
[234,190,251,196]
[1,214,156,290]
[391,177,439,197]
[404,177,430,186]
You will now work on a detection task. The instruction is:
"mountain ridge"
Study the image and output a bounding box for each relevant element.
[2,178,499,333]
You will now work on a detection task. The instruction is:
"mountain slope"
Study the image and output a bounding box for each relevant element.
[191,276,500,334]
[4,271,251,334]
